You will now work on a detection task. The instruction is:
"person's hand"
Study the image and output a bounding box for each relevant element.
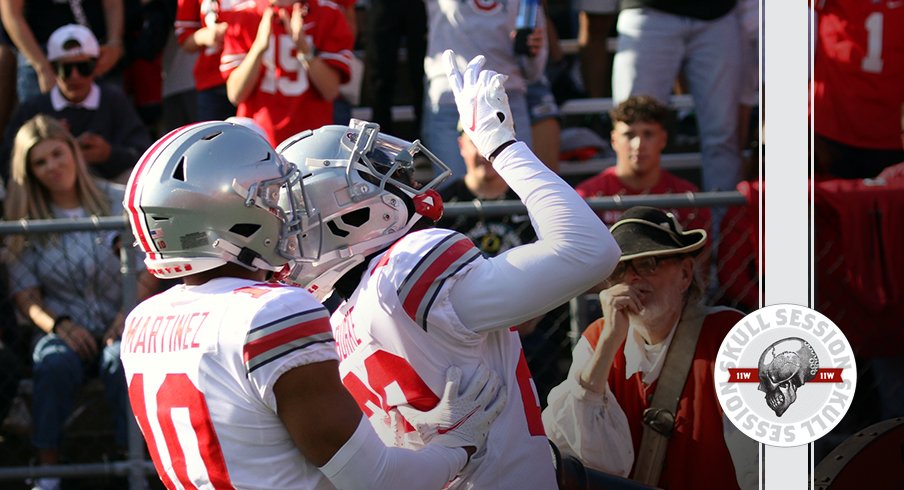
[37,63,57,94]
[398,365,506,458]
[199,23,228,50]
[279,2,311,56]
[525,26,544,58]
[103,312,125,347]
[444,49,516,160]
[253,7,275,54]
[95,42,124,77]
[55,320,99,360]
[77,132,112,164]
[877,162,904,182]
[598,283,644,346]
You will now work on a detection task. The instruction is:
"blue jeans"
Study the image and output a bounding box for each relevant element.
[613,7,743,193]
[196,84,235,122]
[31,335,129,449]
[421,91,531,186]
[16,52,40,103]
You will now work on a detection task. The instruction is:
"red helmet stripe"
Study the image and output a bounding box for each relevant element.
[126,123,207,260]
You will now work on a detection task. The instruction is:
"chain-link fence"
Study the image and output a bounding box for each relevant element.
[0,217,155,490]
[0,189,897,488]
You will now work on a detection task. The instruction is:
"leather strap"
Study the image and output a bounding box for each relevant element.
[632,303,715,486]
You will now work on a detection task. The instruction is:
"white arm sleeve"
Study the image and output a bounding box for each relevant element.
[449,142,620,332]
[541,338,634,476]
[320,416,468,490]
[723,414,759,490]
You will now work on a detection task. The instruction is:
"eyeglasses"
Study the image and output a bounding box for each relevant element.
[606,256,679,284]
[53,60,96,79]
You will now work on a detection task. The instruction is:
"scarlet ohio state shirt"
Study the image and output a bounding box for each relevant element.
[220,0,353,145]
[331,228,558,489]
[174,0,247,91]
[813,0,904,149]
[121,278,338,489]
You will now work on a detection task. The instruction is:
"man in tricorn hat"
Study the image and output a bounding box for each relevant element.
[542,206,757,490]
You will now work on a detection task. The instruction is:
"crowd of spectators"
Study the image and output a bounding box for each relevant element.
[0,0,900,489]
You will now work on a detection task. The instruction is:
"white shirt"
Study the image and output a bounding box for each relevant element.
[51,83,101,110]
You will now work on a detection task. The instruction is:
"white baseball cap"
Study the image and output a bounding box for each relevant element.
[47,24,99,62]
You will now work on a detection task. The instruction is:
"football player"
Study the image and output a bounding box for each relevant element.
[121,121,505,489]
[277,50,621,488]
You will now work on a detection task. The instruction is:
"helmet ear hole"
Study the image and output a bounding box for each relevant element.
[172,156,186,181]
[327,220,350,238]
[229,223,262,238]
[341,208,371,227]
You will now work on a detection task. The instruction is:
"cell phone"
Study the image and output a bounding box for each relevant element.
[514,28,533,57]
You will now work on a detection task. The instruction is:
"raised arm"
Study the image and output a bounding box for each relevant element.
[443,51,620,332]
[226,8,271,105]
[0,0,55,93]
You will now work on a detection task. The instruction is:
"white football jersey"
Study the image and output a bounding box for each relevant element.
[122,277,339,490]
[331,228,557,489]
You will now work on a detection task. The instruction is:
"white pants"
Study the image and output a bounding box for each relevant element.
[613,7,744,193]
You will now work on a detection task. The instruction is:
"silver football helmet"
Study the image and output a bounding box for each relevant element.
[276,119,451,300]
[124,121,320,279]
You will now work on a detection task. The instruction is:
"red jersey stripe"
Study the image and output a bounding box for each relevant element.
[402,237,475,321]
[243,317,333,362]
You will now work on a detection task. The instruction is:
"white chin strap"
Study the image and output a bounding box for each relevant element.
[304,255,365,302]
[302,211,424,301]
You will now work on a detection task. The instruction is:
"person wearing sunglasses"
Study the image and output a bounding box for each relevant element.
[543,206,757,490]
[0,24,149,185]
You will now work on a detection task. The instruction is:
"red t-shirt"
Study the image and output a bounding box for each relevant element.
[221,0,353,146]
[175,0,243,91]
[575,166,711,232]
[582,309,744,490]
[813,0,904,149]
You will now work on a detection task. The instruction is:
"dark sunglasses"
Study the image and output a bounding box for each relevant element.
[606,255,682,285]
[53,60,96,79]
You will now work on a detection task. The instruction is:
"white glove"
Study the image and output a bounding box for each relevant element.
[398,365,506,453]
[444,49,516,160]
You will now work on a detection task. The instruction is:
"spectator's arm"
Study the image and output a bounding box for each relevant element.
[0,0,56,93]
[301,56,341,102]
[13,286,98,358]
[98,87,152,179]
[12,287,54,334]
[341,3,357,42]
[287,4,342,102]
[519,8,548,83]
[541,328,634,476]
[96,0,126,77]
[226,9,272,105]
[184,23,227,53]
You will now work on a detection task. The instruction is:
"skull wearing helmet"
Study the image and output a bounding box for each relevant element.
[757,337,819,417]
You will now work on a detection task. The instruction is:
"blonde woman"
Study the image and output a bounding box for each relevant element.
[4,115,154,490]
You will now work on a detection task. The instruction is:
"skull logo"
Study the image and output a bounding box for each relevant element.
[757,337,819,417]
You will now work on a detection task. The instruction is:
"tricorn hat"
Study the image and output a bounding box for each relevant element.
[610,206,707,261]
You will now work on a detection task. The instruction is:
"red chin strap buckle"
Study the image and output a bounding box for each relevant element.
[272,264,293,284]
[413,189,444,222]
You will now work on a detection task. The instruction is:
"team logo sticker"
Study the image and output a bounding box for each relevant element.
[715,304,856,447]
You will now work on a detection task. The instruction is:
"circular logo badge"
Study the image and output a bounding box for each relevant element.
[714,304,857,447]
